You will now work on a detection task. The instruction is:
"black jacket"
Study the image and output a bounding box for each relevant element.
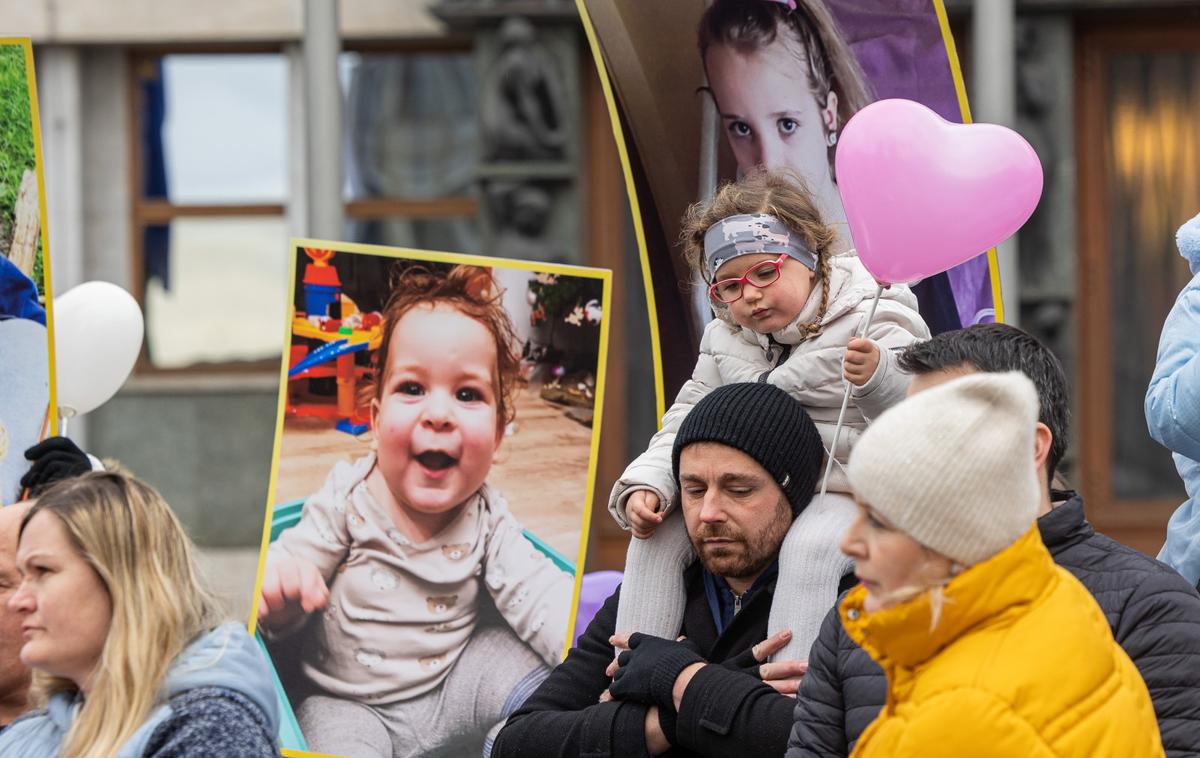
[787,492,1200,758]
[494,561,796,757]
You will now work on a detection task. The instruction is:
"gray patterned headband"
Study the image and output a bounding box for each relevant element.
[703,213,818,280]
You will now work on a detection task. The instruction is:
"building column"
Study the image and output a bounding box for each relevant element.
[303,0,343,240]
[971,0,1019,326]
[35,46,90,447]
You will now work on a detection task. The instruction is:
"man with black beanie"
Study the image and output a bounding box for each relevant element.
[493,383,854,757]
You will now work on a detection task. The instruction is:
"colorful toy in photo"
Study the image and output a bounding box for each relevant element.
[286,248,383,434]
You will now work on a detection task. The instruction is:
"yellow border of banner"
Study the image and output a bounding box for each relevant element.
[933,0,1006,323]
[249,239,612,758]
[3,38,58,436]
[574,0,666,421]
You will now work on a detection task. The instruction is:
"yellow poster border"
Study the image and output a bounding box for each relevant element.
[3,38,58,439]
[574,0,667,421]
[932,0,1007,322]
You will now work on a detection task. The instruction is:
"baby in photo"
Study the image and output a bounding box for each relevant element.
[259,264,572,757]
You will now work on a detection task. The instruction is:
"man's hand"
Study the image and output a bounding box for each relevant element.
[721,629,808,692]
[627,490,663,539]
[258,553,329,632]
[645,706,671,755]
[21,437,93,496]
[843,337,881,387]
[752,630,808,696]
[606,633,705,709]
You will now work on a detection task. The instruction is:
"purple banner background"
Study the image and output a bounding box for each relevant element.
[829,0,996,326]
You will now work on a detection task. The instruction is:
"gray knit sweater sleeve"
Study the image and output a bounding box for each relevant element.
[143,687,279,757]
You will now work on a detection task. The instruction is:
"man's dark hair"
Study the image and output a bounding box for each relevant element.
[898,323,1070,484]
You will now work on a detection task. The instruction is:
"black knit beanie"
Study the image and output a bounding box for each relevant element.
[672,383,824,517]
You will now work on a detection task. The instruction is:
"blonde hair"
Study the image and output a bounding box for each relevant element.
[681,169,838,336]
[20,471,221,758]
[872,557,962,631]
[875,585,953,632]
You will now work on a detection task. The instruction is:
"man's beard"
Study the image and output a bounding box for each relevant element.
[689,497,792,581]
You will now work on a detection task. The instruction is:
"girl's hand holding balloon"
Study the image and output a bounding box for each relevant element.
[843,338,880,387]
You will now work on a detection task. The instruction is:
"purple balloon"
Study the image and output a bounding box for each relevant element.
[573,570,623,647]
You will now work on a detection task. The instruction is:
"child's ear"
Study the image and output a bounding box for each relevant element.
[822,91,839,135]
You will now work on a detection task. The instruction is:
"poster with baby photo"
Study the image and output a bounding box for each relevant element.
[578,0,999,398]
[251,240,610,757]
[0,39,56,506]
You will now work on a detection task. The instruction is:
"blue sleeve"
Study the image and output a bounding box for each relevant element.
[0,256,45,325]
[1145,280,1200,461]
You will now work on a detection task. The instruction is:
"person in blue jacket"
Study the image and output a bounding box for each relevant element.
[1146,212,1200,588]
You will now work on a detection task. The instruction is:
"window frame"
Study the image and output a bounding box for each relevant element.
[127,38,480,375]
[1075,16,1200,554]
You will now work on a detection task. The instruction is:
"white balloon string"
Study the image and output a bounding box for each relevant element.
[58,407,76,438]
[818,284,884,506]
[819,443,851,477]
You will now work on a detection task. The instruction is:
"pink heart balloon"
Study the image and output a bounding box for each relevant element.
[835,99,1043,285]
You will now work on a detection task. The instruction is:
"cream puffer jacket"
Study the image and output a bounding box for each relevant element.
[610,253,930,527]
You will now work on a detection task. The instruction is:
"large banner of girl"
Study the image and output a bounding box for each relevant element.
[578,0,999,399]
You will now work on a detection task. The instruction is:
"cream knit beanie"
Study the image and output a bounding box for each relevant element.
[847,371,1041,566]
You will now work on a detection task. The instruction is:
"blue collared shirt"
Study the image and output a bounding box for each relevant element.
[701,559,779,636]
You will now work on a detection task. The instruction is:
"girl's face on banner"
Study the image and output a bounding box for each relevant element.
[372,303,502,518]
[707,37,841,217]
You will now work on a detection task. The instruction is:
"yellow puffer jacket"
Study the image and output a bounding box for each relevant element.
[843,526,1164,758]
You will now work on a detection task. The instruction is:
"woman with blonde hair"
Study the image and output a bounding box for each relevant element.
[0,471,279,757]
[839,371,1163,757]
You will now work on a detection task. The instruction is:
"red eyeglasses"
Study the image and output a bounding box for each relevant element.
[708,254,789,304]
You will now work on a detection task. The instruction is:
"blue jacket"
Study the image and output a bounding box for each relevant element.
[1147,213,1200,586]
[0,255,45,325]
[0,622,280,757]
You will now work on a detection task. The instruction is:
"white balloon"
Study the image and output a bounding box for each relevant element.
[52,282,144,417]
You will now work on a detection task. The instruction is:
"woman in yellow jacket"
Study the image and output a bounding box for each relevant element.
[839,371,1163,758]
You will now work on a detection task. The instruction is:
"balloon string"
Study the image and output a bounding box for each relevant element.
[58,407,76,439]
[818,284,884,506]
